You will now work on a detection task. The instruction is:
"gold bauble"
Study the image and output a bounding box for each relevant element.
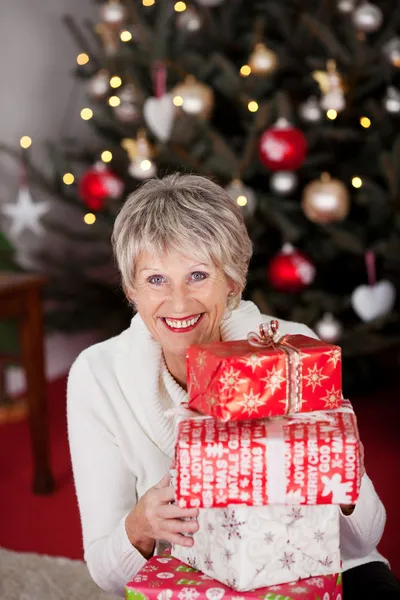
[172,76,214,119]
[302,173,350,224]
[248,43,278,76]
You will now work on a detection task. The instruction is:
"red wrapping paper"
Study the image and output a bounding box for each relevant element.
[174,403,360,508]
[186,322,342,421]
[125,554,342,600]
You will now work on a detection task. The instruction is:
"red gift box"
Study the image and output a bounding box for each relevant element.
[174,402,361,508]
[125,554,342,600]
[186,320,342,421]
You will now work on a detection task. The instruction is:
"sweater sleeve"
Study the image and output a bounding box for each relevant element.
[339,473,386,560]
[67,352,147,597]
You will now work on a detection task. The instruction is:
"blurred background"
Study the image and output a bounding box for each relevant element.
[0,0,399,595]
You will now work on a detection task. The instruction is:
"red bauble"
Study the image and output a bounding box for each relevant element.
[259,118,307,171]
[267,243,316,293]
[78,163,124,211]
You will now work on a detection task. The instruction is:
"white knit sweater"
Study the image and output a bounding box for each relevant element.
[67,300,388,597]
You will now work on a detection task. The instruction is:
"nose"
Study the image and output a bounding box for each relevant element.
[168,282,192,315]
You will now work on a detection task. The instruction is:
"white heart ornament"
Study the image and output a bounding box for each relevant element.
[351,280,396,322]
[143,94,174,142]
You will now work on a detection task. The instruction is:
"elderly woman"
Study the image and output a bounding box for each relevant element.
[68,173,399,599]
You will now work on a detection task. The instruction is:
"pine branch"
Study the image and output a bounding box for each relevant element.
[300,13,352,65]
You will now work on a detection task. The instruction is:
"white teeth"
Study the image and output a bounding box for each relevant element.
[165,314,201,329]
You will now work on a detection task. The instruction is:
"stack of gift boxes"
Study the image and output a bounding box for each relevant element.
[126,320,361,600]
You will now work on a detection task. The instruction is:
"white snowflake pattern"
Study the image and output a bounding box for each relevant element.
[308,577,325,588]
[321,386,342,409]
[219,367,246,394]
[261,365,286,394]
[287,507,304,523]
[236,389,265,415]
[279,551,295,569]
[195,351,208,371]
[239,477,250,488]
[240,491,250,502]
[178,588,200,600]
[303,363,329,392]
[221,510,245,539]
[324,348,341,369]
[239,354,267,373]
[313,529,324,542]
[192,483,202,494]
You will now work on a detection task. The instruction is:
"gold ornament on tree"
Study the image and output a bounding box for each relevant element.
[313,60,346,113]
[301,172,350,224]
[248,43,278,76]
[121,130,157,180]
[172,76,214,119]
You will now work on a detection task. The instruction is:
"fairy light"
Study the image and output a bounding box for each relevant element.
[120,30,132,42]
[174,1,186,11]
[63,173,75,185]
[142,0,155,5]
[108,96,121,107]
[248,100,259,112]
[240,65,251,77]
[237,195,248,206]
[360,116,371,128]
[77,53,89,65]
[84,213,96,225]
[352,176,362,188]
[140,159,152,171]
[80,108,93,120]
[326,109,337,120]
[20,136,32,149]
[110,76,122,88]
[173,95,184,107]
[101,151,113,163]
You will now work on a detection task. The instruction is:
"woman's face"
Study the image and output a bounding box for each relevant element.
[132,249,235,360]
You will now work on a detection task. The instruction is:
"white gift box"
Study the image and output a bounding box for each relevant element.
[172,504,340,592]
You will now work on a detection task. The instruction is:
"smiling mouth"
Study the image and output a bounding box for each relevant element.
[161,313,203,332]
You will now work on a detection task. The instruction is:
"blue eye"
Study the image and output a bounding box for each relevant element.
[190,271,208,281]
[148,275,165,285]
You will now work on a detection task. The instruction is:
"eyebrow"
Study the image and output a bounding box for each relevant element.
[139,263,209,274]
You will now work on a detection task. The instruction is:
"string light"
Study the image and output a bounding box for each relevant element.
[63,173,75,185]
[237,195,248,206]
[20,136,32,149]
[352,176,362,188]
[140,159,152,171]
[101,151,113,163]
[248,100,259,112]
[326,109,337,120]
[84,213,96,225]
[240,65,251,77]
[80,108,93,120]
[77,53,89,65]
[120,30,132,42]
[110,76,122,88]
[360,116,371,128]
[173,95,184,107]
[174,1,186,11]
[142,0,155,5]
[108,96,121,107]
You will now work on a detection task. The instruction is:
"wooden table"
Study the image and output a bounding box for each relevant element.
[0,273,55,494]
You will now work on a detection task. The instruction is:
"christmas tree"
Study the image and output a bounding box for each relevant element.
[4,0,400,393]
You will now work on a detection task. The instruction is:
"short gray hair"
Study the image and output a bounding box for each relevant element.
[112,173,253,306]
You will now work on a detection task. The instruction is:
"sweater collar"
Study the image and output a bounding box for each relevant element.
[120,300,265,459]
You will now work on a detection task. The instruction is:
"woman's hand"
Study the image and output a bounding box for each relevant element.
[125,474,199,558]
[340,441,365,516]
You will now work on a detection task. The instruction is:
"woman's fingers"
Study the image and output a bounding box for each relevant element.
[160,517,199,536]
[154,474,171,489]
[161,532,195,548]
[157,504,199,520]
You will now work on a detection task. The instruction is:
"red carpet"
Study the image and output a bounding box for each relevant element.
[0,377,399,576]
